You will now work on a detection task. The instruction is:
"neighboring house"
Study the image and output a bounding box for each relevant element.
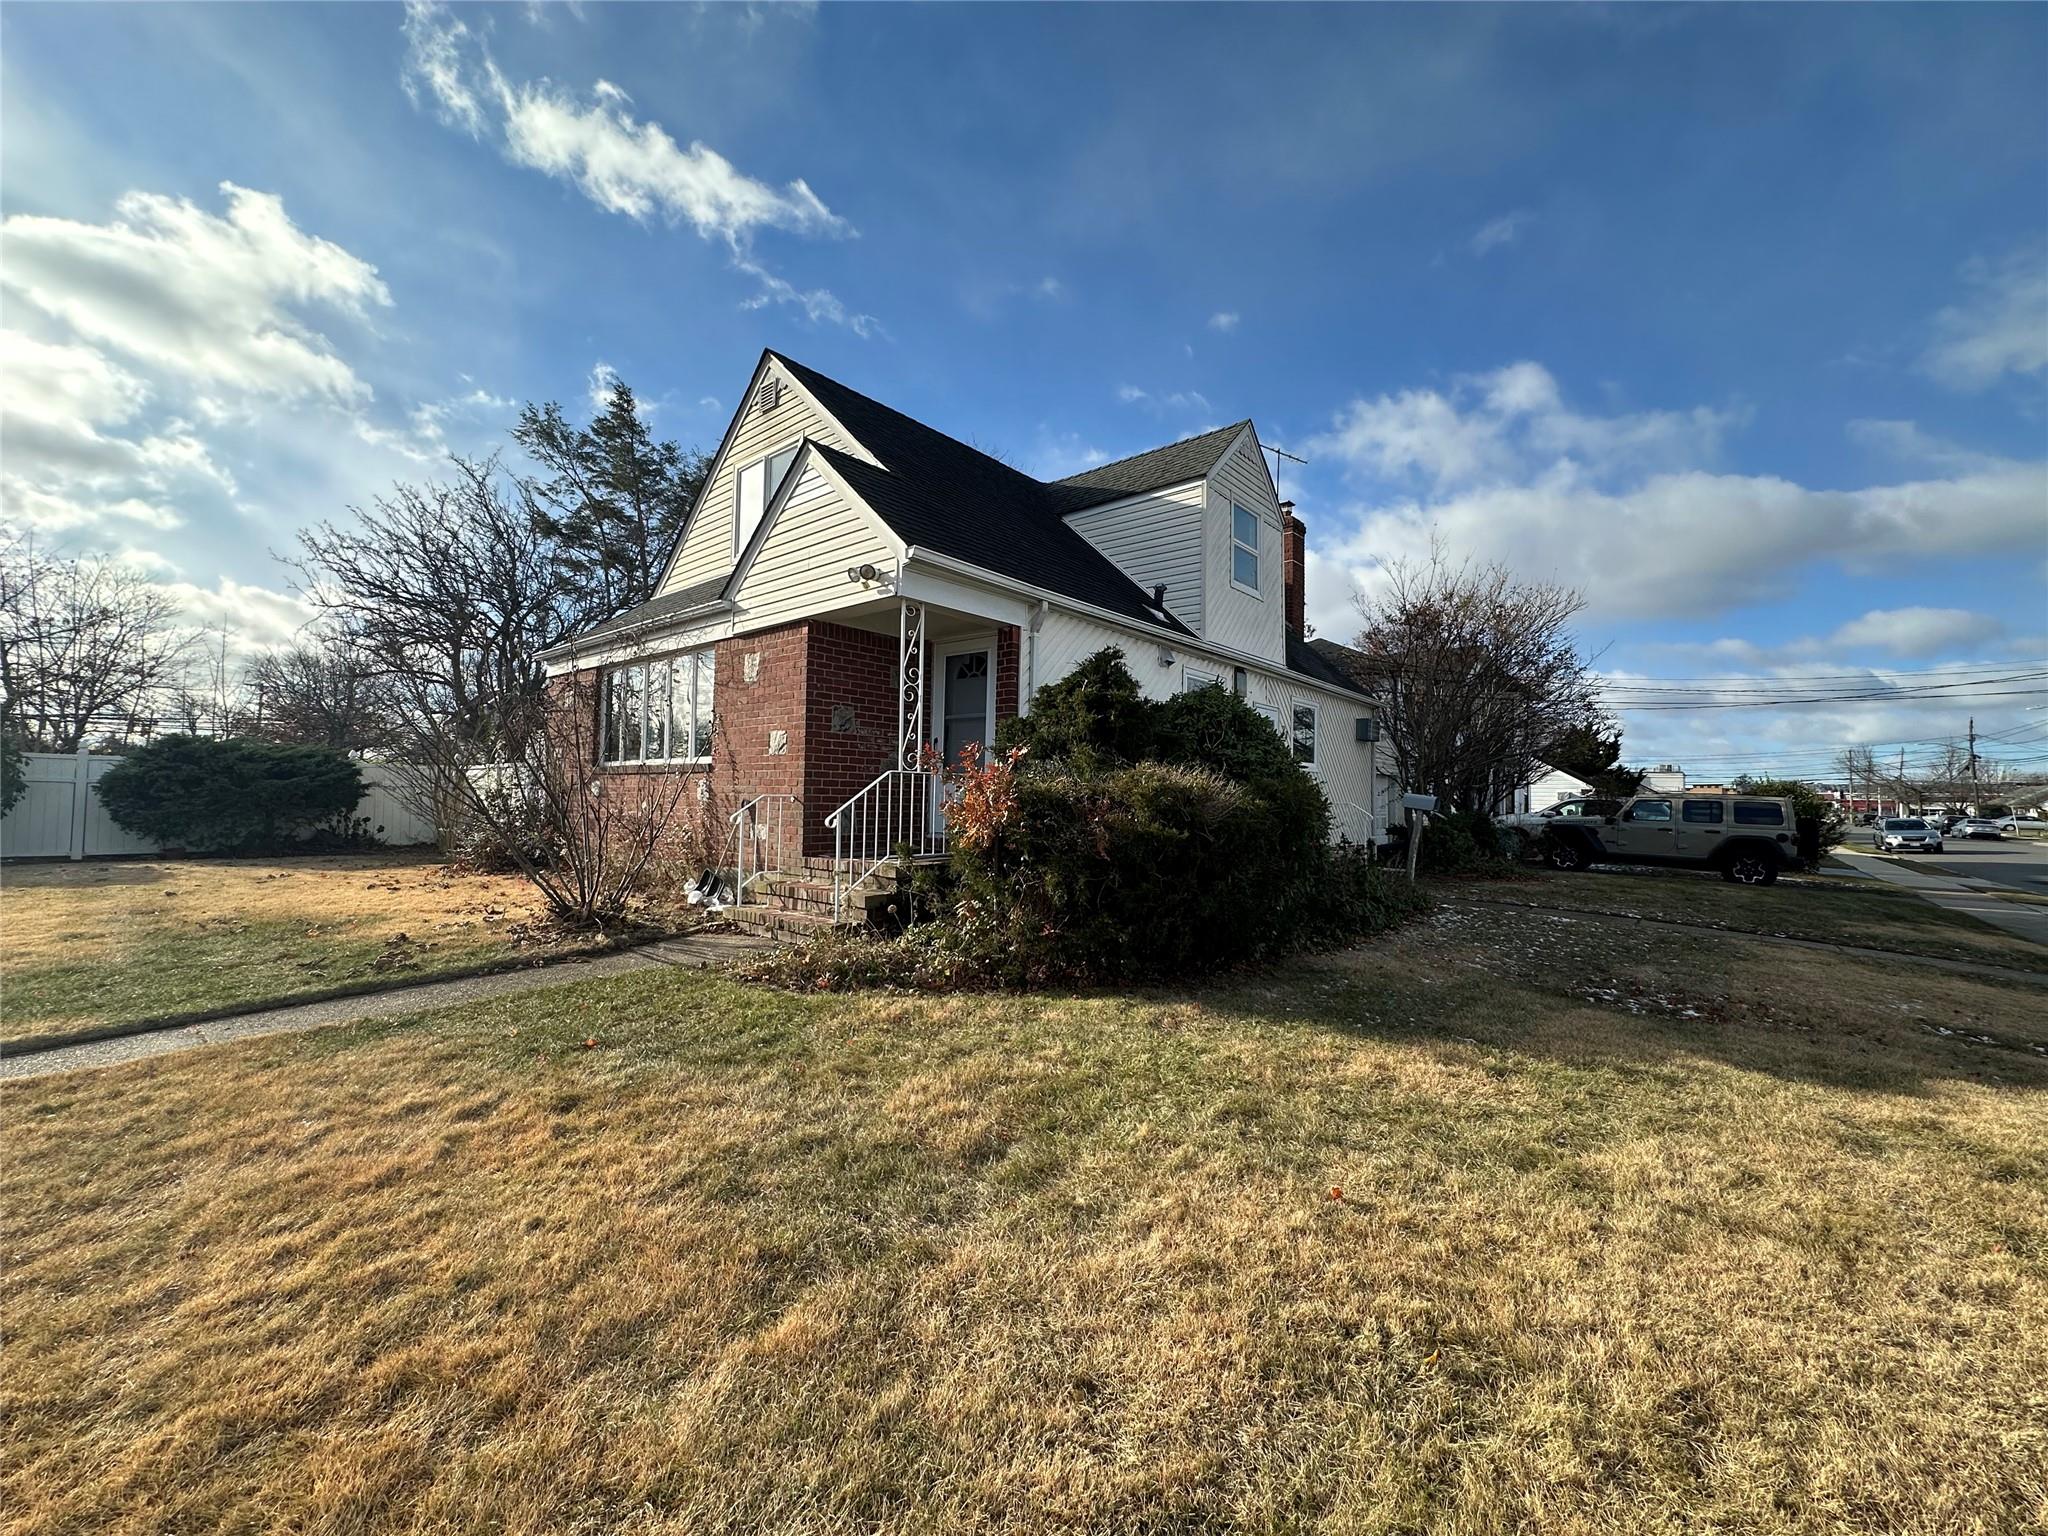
[1497,762,1595,817]
[1641,764,1686,794]
[538,351,1383,917]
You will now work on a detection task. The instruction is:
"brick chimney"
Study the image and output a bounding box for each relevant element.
[1281,501,1307,638]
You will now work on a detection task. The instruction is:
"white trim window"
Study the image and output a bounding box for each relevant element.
[1291,701,1318,766]
[1230,502,1261,596]
[735,445,799,555]
[1251,701,1281,735]
[1183,665,1222,693]
[602,646,717,765]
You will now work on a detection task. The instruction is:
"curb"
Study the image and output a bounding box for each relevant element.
[0,935,672,1059]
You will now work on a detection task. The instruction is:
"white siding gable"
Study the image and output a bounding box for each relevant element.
[658,356,876,598]
[728,459,895,631]
[1202,429,1285,664]
[1063,480,1206,634]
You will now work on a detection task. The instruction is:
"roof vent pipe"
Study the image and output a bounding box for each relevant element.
[1151,583,1167,609]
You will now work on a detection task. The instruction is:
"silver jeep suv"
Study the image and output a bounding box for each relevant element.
[1542,793,1803,885]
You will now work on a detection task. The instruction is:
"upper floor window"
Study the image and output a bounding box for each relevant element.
[602,645,717,764]
[736,445,799,555]
[1231,503,1260,594]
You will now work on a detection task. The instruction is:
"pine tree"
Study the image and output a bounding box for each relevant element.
[513,380,710,615]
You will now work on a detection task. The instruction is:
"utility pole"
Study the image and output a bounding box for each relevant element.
[1898,746,1907,817]
[1968,717,1979,810]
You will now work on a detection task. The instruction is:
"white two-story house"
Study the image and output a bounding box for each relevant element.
[538,351,1382,921]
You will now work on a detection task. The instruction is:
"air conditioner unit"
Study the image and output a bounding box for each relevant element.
[1354,716,1380,743]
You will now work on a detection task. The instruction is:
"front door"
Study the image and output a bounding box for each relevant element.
[939,647,994,768]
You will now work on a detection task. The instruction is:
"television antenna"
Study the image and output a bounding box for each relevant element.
[1262,443,1307,502]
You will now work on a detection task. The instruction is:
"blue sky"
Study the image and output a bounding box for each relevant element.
[3,2,2044,779]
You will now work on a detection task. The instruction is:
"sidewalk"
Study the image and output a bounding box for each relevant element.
[0,931,778,1083]
[1829,848,2048,948]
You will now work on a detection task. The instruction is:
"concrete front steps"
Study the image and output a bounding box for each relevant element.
[725,868,898,942]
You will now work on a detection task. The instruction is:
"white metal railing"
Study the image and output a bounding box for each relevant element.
[728,793,801,909]
[1334,800,1377,848]
[824,768,946,922]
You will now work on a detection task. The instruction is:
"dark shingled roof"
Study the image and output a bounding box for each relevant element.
[1292,635,1373,700]
[553,574,728,653]
[560,354,1367,707]
[772,354,1191,634]
[1048,420,1250,509]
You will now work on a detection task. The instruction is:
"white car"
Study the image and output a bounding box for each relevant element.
[1494,797,1621,860]
[1872,817,1944,852]
[1958,818,2007,840]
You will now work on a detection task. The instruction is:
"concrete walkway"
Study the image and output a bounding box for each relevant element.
[1829,847,2048,948]
[0,931,778,1083]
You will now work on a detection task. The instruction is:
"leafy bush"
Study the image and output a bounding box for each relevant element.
[1734,778,1845,864]
[0,731,25,819]
[96,736,366,854]
[995,647,1155,771]
[1415,808,1514,875]
[919,656,1424,985]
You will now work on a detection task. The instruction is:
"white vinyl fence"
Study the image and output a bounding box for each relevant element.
[1,749,439,860]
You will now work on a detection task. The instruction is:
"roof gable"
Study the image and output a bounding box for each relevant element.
[1048,420,1251,511]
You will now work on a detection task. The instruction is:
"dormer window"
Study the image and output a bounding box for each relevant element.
[1231,503,1260,595]
[736,444,799,554]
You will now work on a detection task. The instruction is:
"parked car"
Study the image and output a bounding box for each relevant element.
[1542,792,1803,885]
[1958,818,2006,840]
[1495,796,1622,860]
[1873,817,1945,853]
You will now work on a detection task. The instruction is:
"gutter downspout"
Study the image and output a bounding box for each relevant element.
[1025,599,1049,718]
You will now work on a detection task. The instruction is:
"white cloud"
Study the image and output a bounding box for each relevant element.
[1308,359,2046,623]
[400,1,873,332]
[1026,430,1110,480]
[1470,209,1535,257]
[1037,276,1065,300]
[1208,311,1240,333]
[1327,461,2044,622]
[1309,361,1736,495]
[1846,418,2003,475]
[152,575,320,652]
[0,477,182,533]
[1827,607,2006,658]
[1116,383,1212,416]
[1921,244,2048,392]
[0,183,390,404]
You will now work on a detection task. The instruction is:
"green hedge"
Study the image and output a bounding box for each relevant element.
[96,736,366,854]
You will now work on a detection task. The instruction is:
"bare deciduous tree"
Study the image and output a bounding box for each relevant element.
[1351,548,1605,814]
[245,630,397,753]
[290,455,604,760]
[0,530,191,751]
[404,659,717,927]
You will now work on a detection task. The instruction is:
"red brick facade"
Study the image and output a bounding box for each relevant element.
[561,616,1028,868]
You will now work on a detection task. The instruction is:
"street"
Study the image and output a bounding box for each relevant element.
[1882,833,2048,893]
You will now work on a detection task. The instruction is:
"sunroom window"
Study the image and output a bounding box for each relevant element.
[1231,503,1260,594]
[602,646,717,764]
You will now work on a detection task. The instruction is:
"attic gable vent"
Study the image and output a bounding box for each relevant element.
[757,377,783,416]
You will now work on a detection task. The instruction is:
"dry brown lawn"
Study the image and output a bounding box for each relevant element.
[2,904,2044,1534]
[1,853,584,1040]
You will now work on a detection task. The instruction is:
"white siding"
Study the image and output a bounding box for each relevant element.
[1202,432,1286,664]
[1027,606,1380,842]
[659,358,875,596]
[1064,481,1205,634]
[729,462,893,631]
[1033,609,1185,703]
